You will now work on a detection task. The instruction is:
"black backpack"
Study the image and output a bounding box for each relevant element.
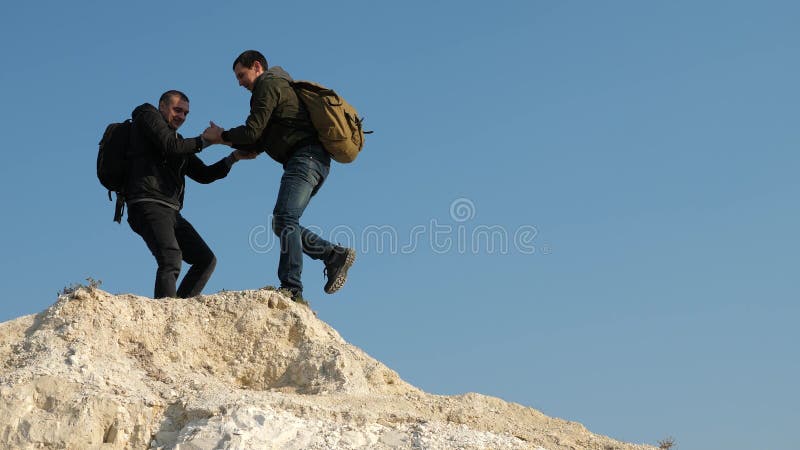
[97,119,131,223]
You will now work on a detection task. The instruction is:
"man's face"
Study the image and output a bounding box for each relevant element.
[159,95,190,130]
[234,61,263,92]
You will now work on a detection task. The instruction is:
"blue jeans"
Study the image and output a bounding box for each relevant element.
[272,144,336,293]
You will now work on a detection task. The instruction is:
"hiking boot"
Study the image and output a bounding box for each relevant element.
[278,287,309,306]
[324,247,356,294]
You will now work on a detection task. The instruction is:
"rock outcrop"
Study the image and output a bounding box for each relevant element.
[0,288,656,449]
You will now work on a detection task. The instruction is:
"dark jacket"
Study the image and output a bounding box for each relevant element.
[125,103,232,209]
[221,67,318,164]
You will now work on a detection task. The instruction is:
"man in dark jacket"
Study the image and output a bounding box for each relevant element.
[126,90,255,299]
[203,50,355,302]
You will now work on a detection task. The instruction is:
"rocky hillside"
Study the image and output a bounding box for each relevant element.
[0,288,657,449]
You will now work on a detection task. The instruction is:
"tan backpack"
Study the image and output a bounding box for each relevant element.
[292,80,369,163]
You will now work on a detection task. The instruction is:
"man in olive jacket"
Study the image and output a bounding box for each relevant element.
[126,90,255,299]
[203,50,355,302]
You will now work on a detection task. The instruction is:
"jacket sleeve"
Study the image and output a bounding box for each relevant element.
[222,80,278,145]
[185,154,232,184]
[138,107,203,156]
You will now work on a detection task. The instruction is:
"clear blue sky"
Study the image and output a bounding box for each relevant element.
[1,2,797,449]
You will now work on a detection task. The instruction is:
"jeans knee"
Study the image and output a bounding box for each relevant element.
[272,214,299,237]
[204,254,217,274]
[157,249,182,274]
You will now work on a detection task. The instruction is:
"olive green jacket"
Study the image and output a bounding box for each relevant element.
[222,67,317,164]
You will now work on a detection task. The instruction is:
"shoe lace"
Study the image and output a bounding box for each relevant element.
[323,245,344,279]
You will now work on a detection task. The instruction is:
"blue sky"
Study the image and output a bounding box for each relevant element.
[0,1,797,449]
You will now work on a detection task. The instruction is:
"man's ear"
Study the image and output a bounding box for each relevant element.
[254,60,264,74]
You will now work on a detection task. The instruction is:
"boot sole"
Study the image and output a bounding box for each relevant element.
[325,248,356,294]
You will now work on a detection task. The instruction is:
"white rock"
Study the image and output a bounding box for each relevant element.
[0,289,657,450]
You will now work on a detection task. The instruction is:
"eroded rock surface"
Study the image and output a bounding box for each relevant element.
[0,288,656,449]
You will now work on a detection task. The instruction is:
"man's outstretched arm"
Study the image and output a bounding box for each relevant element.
[186,150,258,184]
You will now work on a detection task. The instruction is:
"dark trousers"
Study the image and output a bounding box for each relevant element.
[272,144,336,294]
[127,202,216,299]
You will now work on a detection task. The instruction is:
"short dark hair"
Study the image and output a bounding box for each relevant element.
[159,90,189,107]
[233,50,268,71]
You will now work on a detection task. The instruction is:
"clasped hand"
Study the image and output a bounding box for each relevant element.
[202,121,257,161]
[202,121,226,145]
